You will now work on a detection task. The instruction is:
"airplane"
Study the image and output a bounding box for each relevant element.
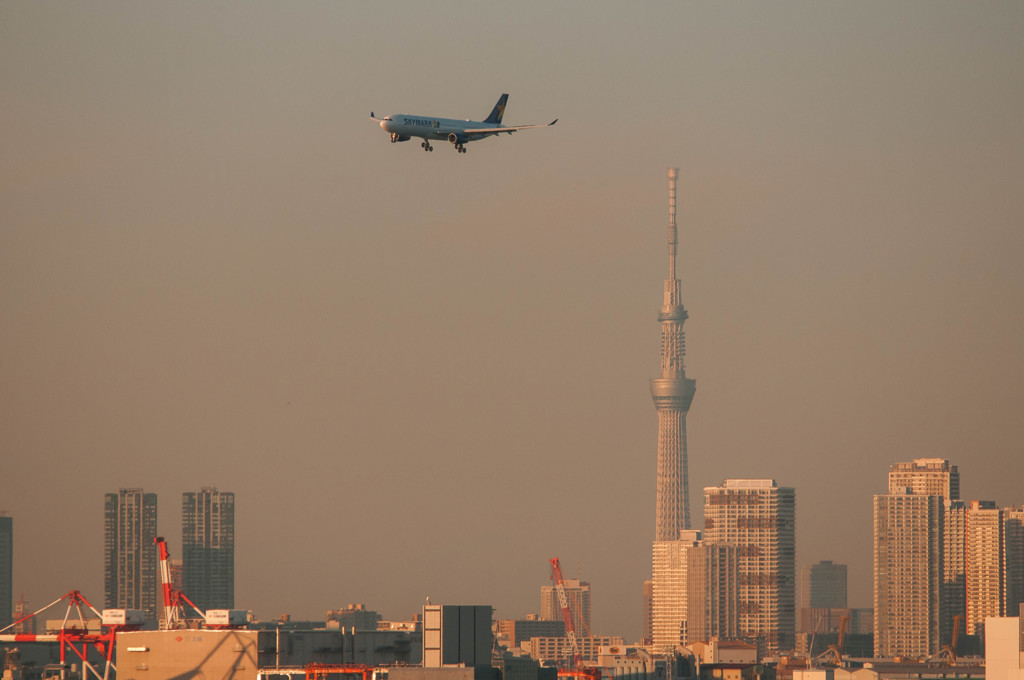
[370,94,557,154]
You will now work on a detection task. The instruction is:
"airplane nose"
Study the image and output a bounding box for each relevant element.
[380,119,389,131]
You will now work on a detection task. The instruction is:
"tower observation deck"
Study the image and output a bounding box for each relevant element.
[651,168,696,540]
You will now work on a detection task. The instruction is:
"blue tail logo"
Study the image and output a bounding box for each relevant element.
[484,94,508,124]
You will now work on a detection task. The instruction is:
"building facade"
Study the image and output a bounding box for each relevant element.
[496,618,565,649]
[181,487,234,611]
[702,479,796,656]
[104,488,158,620]
[1002,507,1024,620]
[800,561,847,609]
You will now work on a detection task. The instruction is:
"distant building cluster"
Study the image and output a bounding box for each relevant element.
[873,458,1024,658]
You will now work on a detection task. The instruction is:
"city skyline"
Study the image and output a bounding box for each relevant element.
[3,2,1024,640]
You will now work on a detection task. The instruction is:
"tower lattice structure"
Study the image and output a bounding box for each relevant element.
[651,168,696,540]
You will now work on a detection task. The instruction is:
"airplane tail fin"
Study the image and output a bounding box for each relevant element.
[484,94,509,124]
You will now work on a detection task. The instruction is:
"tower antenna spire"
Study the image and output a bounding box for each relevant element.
[668,167,678,281]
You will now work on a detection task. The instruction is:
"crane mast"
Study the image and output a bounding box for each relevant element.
[549,558,582,669]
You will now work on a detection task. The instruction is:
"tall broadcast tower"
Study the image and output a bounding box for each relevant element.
[651,168,696,540]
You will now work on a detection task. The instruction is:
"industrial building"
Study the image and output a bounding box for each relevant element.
[114,625,421,680]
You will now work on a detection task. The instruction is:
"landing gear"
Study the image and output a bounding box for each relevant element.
[455,143,467,154]
[421,141,433,152]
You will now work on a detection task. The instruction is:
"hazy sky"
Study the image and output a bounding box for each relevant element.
[2,2,1023,640]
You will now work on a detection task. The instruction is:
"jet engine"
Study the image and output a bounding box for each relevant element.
[447,133,467,145]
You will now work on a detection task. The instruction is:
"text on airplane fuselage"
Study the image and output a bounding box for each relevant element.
[402,118,440,128]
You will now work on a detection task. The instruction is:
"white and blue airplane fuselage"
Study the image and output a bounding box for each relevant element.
[371,94,556,154]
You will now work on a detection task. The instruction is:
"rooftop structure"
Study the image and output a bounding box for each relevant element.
[888,458,959,500]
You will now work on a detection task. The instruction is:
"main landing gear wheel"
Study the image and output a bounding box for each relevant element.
[421,141,433,152]
[455,144,467,154]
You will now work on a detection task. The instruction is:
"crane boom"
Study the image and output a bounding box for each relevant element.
[549,558,582,669]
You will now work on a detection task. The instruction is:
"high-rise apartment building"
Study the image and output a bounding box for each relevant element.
[873,489,944,657]
[686,542,739,644]
[104,489,158,620]
[651,530,701,649]
[651,168,696,540]
[965,500,1003,636]
[800,561,847,609]
[540,577,591,635]
[798,560,848,636]
[702,479,796,656]
[182,487,234,611]
[0,514,11,630]
[874,458,962,658]
[943,499,968,642]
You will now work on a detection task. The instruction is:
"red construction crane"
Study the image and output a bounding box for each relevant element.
[154,536,205,629]
[549,558,582,669]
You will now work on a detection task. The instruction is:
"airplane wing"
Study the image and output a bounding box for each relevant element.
[458,119,558,137]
